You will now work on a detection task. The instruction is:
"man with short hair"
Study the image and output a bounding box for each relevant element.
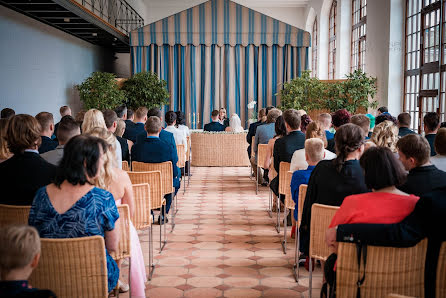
[431,128,446,171]
[424,112,440,156]
[270,109,306,197]
[204,110,226,132]
[318,113,334,140]
[54,106,72,139]
[252,108,282,185]
[35,112,58,154]
[123,107,147,143]
[377,106,388,115]
[115,105,127,120]
[1,108,15,119]
[131,116,180,224]
[103,110,124,166]
[164,111,187,154]
[396,134,446,196]
[41,116,80,165]
[397,112,416,137]
[350,114,371,139]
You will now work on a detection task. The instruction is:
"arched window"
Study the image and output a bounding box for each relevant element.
[328,1,337,79]
[404,0,445,132]
[312,18,318,77]
[351,0,366,71]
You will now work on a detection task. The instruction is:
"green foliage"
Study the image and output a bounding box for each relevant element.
[76,72,126,110]
[278,69,378,114]
[122,72,170,110]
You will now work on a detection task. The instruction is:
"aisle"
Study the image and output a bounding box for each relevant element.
[134,167,322,297]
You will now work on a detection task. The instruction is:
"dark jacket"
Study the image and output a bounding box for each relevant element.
[425,134,436,156]
[336,187,446,298]
[203,121,225,132]
[117,136,129,162]
[398,165,446,196]
[131,137,180,189]
[123,122,145,143]
[135,129,178,163]
[38,136,58,154]
[0,280,56,298]
[247,121,264,158]
[398,127,416,137]
[0,152,56,205]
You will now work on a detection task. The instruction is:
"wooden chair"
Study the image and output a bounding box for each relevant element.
[276,162,290,233]
[255,143,268,195]
[186,135,191,186]
[128,171,167,252]
[268,161,278,219]
[30,236,108,298]
[176,144,187,194]
[122,160,130,171]
[131,183,155,279]
[111,204,131,297]
[292,184,307,282]
[308,203,340,297]
[281,171,293,254]
[0,204,30,227]
[132,161,177,231]
[437,241,446,298]
[337,238,428,298]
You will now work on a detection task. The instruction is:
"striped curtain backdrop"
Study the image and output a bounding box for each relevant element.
[130,0,310,129]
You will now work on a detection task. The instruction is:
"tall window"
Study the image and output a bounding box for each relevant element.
[351,0,367,71]
[328,1,337,79]
[312,18,318,77]
[404,0,445,132]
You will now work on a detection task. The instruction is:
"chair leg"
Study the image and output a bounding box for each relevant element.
[187,160,191,186]
[292,227,300,282]
[148,227,155,280]
[256,166,258,195]
[309,257,313,297]
[275,196,280,233]
[171,193,176,232]
[159,208,167,253]
[183,171,186,194]
[267,188,272,218]
[249,164,253,180]
[281,207,287,254]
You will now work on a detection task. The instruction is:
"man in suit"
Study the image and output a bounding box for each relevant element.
[424,112,440,156]
[103,109,125,164]
[396,134,446,195]
[35,112,58,154]
[131,116,180,224]
[270,109,306,198]
[53,106,71,140]
[115,104,127,120]
[246,108,267,159]
[397,112,416,137]
[204,110,226,132]
[123,107,147,143]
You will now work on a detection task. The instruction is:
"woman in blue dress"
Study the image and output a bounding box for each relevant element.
[28,135,120,292]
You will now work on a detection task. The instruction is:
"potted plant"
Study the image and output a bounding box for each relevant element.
[76,72,126,110]
[122,71,170,110]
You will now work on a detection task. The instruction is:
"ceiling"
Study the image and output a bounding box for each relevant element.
[147,0,311,8]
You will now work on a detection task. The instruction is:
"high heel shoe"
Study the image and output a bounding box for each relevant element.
[290,225,296,239]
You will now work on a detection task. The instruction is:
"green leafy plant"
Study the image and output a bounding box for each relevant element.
[122,71,170,110]
[338,69,378,113]
[76,72,126,110]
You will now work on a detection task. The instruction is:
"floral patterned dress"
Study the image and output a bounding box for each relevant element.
[28,186,120,292]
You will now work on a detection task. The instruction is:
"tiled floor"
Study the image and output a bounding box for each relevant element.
[123,167,322,297]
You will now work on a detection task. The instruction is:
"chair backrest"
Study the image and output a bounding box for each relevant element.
[337,238,428,298]
[257,144,268,169]
[186,136,191,162]
[297,184,307,228]
[132,161,174,195]
[176,144,186,168]
[30,236,108,298]
[127,171,163,209]
[278,162,291,195]
[0,204,31,227]
[284,171,294,210]
[131,183,152,230]
[309,203,340,261]
[110,204,131,261]
[437,241,446,298]
[122,160,130,171]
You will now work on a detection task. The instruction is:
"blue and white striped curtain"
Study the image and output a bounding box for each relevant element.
[130,0,310,129]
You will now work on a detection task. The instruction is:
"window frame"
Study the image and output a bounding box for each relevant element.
[312,17,318,78]
[351,0,367,72]
[329,1,337,79]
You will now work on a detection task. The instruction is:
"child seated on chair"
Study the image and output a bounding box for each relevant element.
[0,225,56,298]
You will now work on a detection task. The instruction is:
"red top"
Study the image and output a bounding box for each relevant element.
[329,192,419,228]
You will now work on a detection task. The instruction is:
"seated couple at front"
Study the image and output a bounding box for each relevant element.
[204,110,244,132]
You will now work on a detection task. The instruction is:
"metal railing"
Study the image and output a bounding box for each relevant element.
[75,0,143,35]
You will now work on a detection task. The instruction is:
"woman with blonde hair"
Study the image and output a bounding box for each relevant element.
[290,121,336,172]
[82,109,122,168]
[87,127,146,298]
[0,118,12,162]
[371,120,399,153]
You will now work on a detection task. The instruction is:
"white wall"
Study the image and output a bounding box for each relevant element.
[0,6,115,121]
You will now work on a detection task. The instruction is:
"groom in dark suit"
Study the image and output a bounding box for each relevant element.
[204,110,226,132]
[131,116,180,224]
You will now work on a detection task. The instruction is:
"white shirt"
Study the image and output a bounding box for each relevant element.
[115,138,122,169]
[177,124,190,137]
[165,125,188,153]
[290,148,337,172]
[431,155,446,172]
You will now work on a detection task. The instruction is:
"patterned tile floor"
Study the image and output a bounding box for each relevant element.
[122,167,322,297]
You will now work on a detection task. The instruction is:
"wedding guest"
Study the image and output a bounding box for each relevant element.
[35,112,58,154]
[28,135,120,293]
[225,114,244,132]
[371,120,399,154]
[54,106,72,139]
[175,111,190,137]
[0,118,12,163]
[318,113,334,140]
[300,114,312,134]
[375,113,397,126]
[326,109,351,153]
[0,225,55,297]
[350,114,370,139]
[204,110,226,132]
[123,107,147,143]
[115,119,133,161]
[247,108,267,159]
[0,114,56,205]
[365,113,375,138]
[397,112,416,137]
[125,109,135,133]
[104,110,128,163]
[431,128,446,171]
[1,108,15,119]
[75,110,86,129]
[115,105,127,120]
[377,106,388,115]
[424,112,440,156]
[264,115,287,183]
[165,111,187,155]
